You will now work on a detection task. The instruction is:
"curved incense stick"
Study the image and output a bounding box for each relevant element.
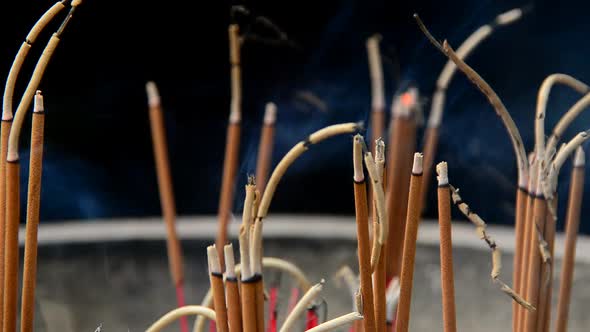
[7,2,82,162]
[544,131,590,200]
[334,266,358,310]
[280,280,324,332]
[395,153,423,332]
[147,306,216,332]
[415,15,528,187]
[304,312,363,332]
[257,122,362,219]
[447,182,534,311]
[20,92,45,332]
[422,6,529,207]
[555,148,585,332]
[352,135,376,332]
[256,102,277,193]
[546,92,590,161]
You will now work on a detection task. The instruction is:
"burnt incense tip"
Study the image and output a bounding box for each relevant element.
[145,81,161,108]
[354,121,365,133]
[247,175,256,186]
[34,91,44,113]
[412,152,424,174]
[264,102,277,124]
[574,147,585,167]
[375,138,385,162]
[436,161,449,185]
[207,245,222,274]
[224,244,236,278]
[353,135,365,182]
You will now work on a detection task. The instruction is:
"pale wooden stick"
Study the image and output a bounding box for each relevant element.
[279,280,324,332]
[19,91,46,332]
[555,148,585,332]
[371,139,387,332]
[353,135,376,332]
[394,153,423,332]
[304,312,363,332]
[147,306,216,332]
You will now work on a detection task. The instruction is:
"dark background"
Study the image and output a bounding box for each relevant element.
[1,0,589,232]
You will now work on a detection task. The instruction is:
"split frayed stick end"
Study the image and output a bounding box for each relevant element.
[264,102,277,125]
[146,81,161,108]
[34,90,44,113]
[207,245,222,274]
[375,138,385,162]
[223,244,236,279]
[412,152,423,174]
[353,134,365,182]
[436,161,448,185]
[574,146,585,167]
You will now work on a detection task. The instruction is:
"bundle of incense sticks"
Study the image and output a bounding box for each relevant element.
[416,13,590,332]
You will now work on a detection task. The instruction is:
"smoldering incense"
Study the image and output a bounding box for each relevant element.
[19,91,46,332]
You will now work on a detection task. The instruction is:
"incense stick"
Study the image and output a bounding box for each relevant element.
[147,306,216,332]
[435,162,457,332]
[537,197,557,332]
[366,35,385,148]
[352,135,376,332]
[305,312,363,332]
[280,280,324,332]
[208,245,229,332]
[224,244,242,332]
[555,147,585,332]
[19,91,45,332]
[146,82,187,332]
[364,145,387,270]
[216,24,243,261]
[421,6,529,211]
[394,153,423,332]
[256,102,277,193]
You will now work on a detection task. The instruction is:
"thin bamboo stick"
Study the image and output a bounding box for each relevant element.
[280,281,324,332]
[555,148,585,332]
[255,102,277,193]
[512,185,528,331]
[3,159,19,332]
[394,153,423,332]
[352,135,376,332]
[436,162,457,332]
[371,139,386,332]
[538,197,557,332]
[0,119,9,330]
[216,24,243,262]
[208,245,229,332]
[224,244,242,332]
[19,91,45,332]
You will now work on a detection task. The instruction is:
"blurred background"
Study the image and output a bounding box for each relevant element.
[1,0,589,231]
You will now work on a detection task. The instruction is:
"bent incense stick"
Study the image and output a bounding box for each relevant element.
[147,306,216,332]
[216,24,242,262]
[19,92,45,332]
[146,82,188,332]
[394,153,423,332]
[3,4,81,332]
[555,148,585,332]
[435,162,457,332]
[208,245,229,332]
[256,102,277,193]
[352,135,376,332]
[280,280,324,332]
[421,6,530,211]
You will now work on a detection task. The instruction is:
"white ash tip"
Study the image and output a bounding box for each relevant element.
[145,81,161,107]
[34,90,44,113]
[574,147,585,167]
[412,152,423,174]
[264,102,277,124]
[206,245,221,274]
[375,138,385,162]
[223,244,236,278]
[353,135,365,182]
[436,161,449,185]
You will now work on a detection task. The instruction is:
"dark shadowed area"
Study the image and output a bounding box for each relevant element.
[1,0,590,232]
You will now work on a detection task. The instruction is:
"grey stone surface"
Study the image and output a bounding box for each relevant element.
[25,238,590,331]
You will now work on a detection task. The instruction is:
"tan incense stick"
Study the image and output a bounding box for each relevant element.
[224,244,242,332]
[19,91,45,332]
[280,280,324,332]
[352,135,376,332]
[394,153,423,332]
[208,245,229,332]
[435,162,457,332]
[537,197,557,332]
[148,306,216,332]
[146,81,185,290]
[0,119,9,330]
[366,35,385,149]
[255,102,277,193]
[217,24,243,262]
[555,148,585,332]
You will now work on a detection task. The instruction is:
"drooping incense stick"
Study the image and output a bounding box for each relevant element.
[216,23,243,262]
[256,102,277,193]
[146,82,187,332]
[421,6,530,211]
[280,280,324,332]
[208,245,229,332]
[352,135,376,332]
[3,4,81,332]
[394,153,423,332]
[435,162,457,332]
[555,147,585,332]
[224,244,242,332]
[147,306,216,332]
[385,88,419,280]
[19,91,45,332]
